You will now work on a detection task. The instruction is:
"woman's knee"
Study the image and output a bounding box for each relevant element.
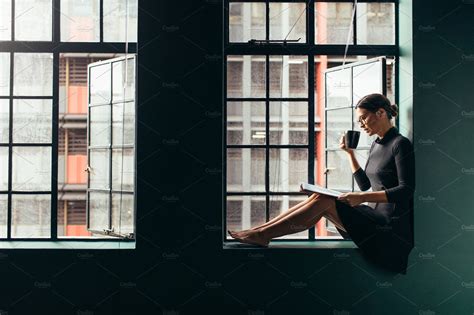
[314,195,336,211]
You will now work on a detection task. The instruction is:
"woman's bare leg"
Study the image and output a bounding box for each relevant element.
[229,193,318,237]
[323,202,347,233]
[231,194,340,246]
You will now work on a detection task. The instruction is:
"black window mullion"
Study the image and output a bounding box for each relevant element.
[307,0,315,46]
[308,54,315,240]
[353,2,357,45]
[10,0,14,41]
[265,54,270,222]
[223,54,228,241]
[0,42,137,54]
[51,51,59,240]
[53,0,60,43]
[394,1,400,129]
[227,98,308,102]
[308,57,315,185]
[100,0,104,43]
[108,64,113,231]
[265,1,269,41]
[86,66,91,232]
[225,45,398,56]
[7,52,13,240]
[224,0,229,45]
[324,72,328,189]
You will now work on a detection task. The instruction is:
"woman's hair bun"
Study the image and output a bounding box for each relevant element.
[389,104,398,118]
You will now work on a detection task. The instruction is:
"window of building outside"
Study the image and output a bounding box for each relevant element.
[0,0,137,242]
[225,1,397,242]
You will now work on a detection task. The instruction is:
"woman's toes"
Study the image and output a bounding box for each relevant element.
[237,230,269,247]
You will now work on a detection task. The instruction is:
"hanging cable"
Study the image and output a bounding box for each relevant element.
[343,0,358,66]
[283,2,307,41]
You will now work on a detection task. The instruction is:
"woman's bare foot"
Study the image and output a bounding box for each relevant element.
[228,229,253,238]
[228,229,269,247]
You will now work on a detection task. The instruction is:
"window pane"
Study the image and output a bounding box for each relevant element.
[270,55,308,98]
[13,99,52,143]
[12,146,51,191]
[0,194,6,238]
[270,3,306,43]
[0,53,10,95]
[0,99,8,143]
[229,2,266,43]
[0,0,11,40]
[227,148,265,192]
[226,195,265,237]
[57,200,90,238]
[315,3,353,44]
[112,102,135,146]
[325,67,351,108]
[270,101,308,145]
[227,102,266,145]
[60,53,118,113]
[269,195,308,239]
[269,149,308,192]
[112,148,134,191]
[88,192,109,231]
[227,55,266,98]
[13,53,53,96]
[326,150,351,190]
[112,193,133,235]
[60,0,100,42]
[112,59,135,102]
[326,108,351,148]
[103,0,138,42]
[89,149,109,190]
[352,60,383,105]
[89,105,110,146]
[11,194,51,238]
[357,3,395,45]
[0,148,8,190]
[90,63,111,105]
[15,0,52,41]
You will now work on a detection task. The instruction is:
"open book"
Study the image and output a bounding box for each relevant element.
[300,183,342,198]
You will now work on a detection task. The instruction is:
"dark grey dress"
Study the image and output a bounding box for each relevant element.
[334,126,415,274]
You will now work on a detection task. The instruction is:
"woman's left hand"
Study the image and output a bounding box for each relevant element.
[337,192,365,207]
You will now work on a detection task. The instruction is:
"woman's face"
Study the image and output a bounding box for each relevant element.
[356,107,383,136]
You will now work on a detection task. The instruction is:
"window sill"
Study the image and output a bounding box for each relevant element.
[223,240,357,249]
[0,241,135,250]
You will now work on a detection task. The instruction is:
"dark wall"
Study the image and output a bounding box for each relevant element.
[1,0,474,314]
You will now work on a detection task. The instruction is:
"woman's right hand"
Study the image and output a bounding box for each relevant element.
[339,133,354,155]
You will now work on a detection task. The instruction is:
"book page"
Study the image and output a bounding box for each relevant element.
[300,183,342,198]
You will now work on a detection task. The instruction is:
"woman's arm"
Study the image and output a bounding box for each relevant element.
[337,190,387,206]
[350,153,371,191]
[340,135,371,191]
[384,137,416,202]
[338,137,415,206]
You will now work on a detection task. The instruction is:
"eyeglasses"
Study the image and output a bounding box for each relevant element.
[357,113,371,126]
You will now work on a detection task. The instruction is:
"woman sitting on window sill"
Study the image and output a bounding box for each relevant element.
[228,93,415,275]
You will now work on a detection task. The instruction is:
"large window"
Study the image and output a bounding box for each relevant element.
[224,1,398,242]
[0,0,137,242]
